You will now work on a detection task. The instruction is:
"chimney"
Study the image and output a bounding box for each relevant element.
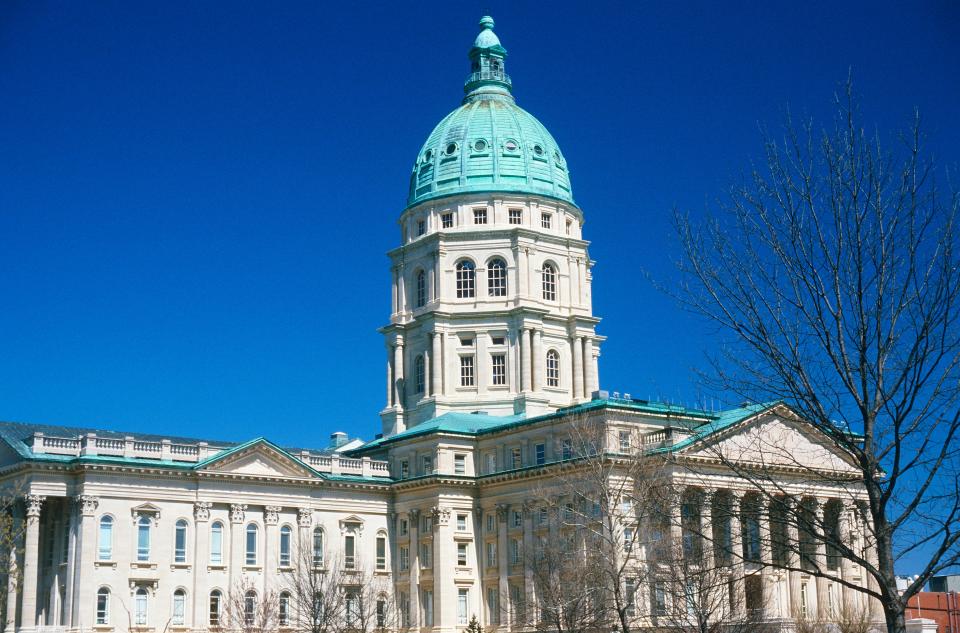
[330,431,349,449]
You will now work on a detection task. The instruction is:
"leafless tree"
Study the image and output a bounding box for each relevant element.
[219,577,281,633]
[794,603,874,633]
[672,77,960,633]
[286,536,345,633]
[0,492,25,633]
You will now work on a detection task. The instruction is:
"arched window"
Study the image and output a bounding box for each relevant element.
[542,263,557,301]
[312,527,324,566]
[245,524,258,565]
[546,350,560,387]
[134,587,148,626]
[209,591,222,627]
[96,587,110,625]
[456,260,475,298]
[244,591,257,626]
[279,592,291,626]
[279,525,291,567]
[174,519,188,563]
[210,521,223,564]
[487,258,507,297]
[136,516,151,561]
[415,270,427,308]
[172,589,186,626]
[415,355,425,395]
[97,516,113,560]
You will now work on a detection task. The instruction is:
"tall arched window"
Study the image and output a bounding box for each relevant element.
[279,592,291,626]
[542,264,557,301]
[415,355,425,395]
[415,270,427,308]
[546,350,560,387]
[244,591,257,626]
[97,516,113,560]
[174,519,188,563]
[134,587,148,626]
[487,258,507,297]
[279,525,292,567]
[209,591,222,627]
[245,524,258,565]
[312,527,324,566]
[96,587,110,625]
[136,516,151,561]
[456,260,476,298]
[172,589,186,626]
[210,521,223,564]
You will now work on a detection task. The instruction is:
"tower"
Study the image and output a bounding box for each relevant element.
[380,16,603,436]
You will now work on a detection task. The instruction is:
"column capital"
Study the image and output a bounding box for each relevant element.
[264,506,282,525]
[495,504,510,522]
[75,495,99,517]
[229,503,247,524]
[194,501,212,522]
[25,494,45,519]
[430,506,450,528]
[297,508,313,528]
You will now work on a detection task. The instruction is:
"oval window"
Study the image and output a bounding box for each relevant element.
[504,140,518,152]
[445,143,458,155]
[474,139,487,152]
[424,149,433,162]
[533,144,545,156]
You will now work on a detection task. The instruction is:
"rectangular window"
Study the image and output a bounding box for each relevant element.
[422,455,433,475]
[511,446,522,469]
[417,219,426,236]
[173,592,186,625]
[454,454,466,475]
[376,535,386,570]
[377,600,386,628]
[491,354,506,386]
[422,514,433,532]
[509,539,521,564]
[619,430,631,453]
[460,336,474,346]
[420,542,431,568]
[280,527,291,566]
[344,534,356,569]
[535,443,545,465]
[399,518,408,536]
[491,336,505,346]
[399,546,409,571]
[561,438,573,460]
[400,460,409,479]
[137,519,150,561]
[210,524,223,564]
[538,507,548,525]
[96,591,109,625]
[473,208,487,225]
[487,587,499,624]
[457,543,468,566]
[486,514,495,533]
[460,356,475,387]
[510,585,523,624]
[485,453,496,473]
[626,578,637,617]
[486,542,497,568]
[541,213,552,229]
[457,514,468,531]
[98,519,112,560]
[423,590,434,627]
[652,581,667,616]
[566,219,572,235]
[509,208,522,224]
[512,511,522,528]
[399,592,410,628]
[442,212,453,228]
[458,589,469,625]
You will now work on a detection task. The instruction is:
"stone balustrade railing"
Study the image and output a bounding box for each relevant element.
[29,432,390,477]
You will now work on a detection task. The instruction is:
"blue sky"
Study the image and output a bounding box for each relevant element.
[1,1,957,454]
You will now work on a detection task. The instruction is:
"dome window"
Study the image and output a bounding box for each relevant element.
[503,139,519,153]
[473,139,487,152]
[424,149,433,163]
[533,144,545,156]
[445,143,459,156]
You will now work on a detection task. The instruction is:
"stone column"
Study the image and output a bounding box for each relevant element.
[758,500,775,618]
[423,348,431,400]
[813,500,830,618]
[407,510,420,629]
[297,508,312,561]
[520,328,531,393]
[264,506,281,589]
[728,492,746,616]
[229,504,247,589]
[397,269,406,315]
[20,495,45,630]
[74,496,99,630]
[61,502,76,629]
[532,329,543,392]
[430,508,453,629]
[522,502,536,622]
[5,506,22,632]
[583,337,596,396]
[394,342,405,410]
[572,335,584,399]
[386,346,394,407]
[838,502,857,613]
[431,333,443,397]
[192,502,212,629]
[699,490,714,567]
[496,505,509,626]
[785,498,803,619]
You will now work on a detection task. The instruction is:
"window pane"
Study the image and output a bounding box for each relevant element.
[137,517,151,561]
[175,520,187,563]
[210,522,223,564]
[246,524,258,565]
[98,517,113,560]
[280,526,291,566]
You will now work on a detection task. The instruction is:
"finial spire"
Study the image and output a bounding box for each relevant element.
[463,15,513,103]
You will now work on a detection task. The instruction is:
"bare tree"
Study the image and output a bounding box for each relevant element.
[286,536,345,633]
[0,492,25,633]
[794,603,874,633]
[220,577,281,633]
[673,77,960,633]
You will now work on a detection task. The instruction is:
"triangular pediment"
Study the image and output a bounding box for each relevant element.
[682,406,860,475]
[196,439,319,480]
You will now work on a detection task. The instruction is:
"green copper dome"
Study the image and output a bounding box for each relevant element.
[406,17,574,209]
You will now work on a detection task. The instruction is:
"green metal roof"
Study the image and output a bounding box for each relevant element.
[406,17,575,208]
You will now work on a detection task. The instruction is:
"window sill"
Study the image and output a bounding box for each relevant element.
[170,563,191,570]
[94,560,117,568]
[207,564,227,572]
[130,562,157,570]
[374,569,391,576]
[243,565,262,572]
[92,626,114,631]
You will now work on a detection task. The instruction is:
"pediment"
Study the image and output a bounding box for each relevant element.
[196,440,318,480]
[682,407,859,475]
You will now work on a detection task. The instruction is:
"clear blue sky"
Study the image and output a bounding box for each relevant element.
[1,1,957,451]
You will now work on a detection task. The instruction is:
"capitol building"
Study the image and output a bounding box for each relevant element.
[0,16,881,633]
